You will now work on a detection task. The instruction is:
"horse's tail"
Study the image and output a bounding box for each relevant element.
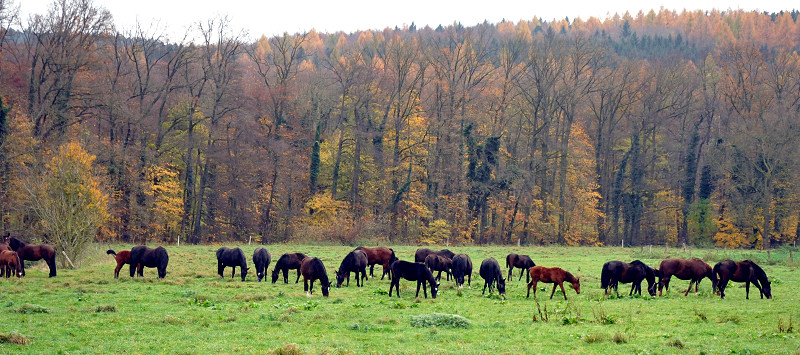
[389,248,397,264]
[505,254,511,269]
[106,249,117,256]
[600,264,610,289]
[711,263,720,293]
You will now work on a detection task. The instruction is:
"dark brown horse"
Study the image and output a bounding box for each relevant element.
[129,245,169,279]
[300,257,331,297]
[712,260,772,300]
[272,252,307,284]
[356,246,397,280]
[335,250,368,287]
[216,247,249,281]
[506,253,536,282]
[657,258,712,296]
[479,257,506,295]
[451,253,473,288]
[425,254,452,281]
[107,249,133,279]
[7,236,57,277]
[527,266,581,300]
[414,248,455,263]
[0,250,23,278]
[600,260,657,296]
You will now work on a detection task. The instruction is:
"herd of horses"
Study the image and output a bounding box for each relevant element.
[0,234,774,301]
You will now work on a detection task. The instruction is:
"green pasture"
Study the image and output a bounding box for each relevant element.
[1,244,798,354]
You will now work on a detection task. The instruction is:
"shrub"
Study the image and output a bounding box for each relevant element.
[0,331,28,345]
[271,342,303,355]
[13,304,50,314]
[410,313,471,328]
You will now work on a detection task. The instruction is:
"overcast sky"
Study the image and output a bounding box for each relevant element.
[17,0,798,41]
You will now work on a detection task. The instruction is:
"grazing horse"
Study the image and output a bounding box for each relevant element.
[335,250,368,287]
[389,260,439,299]
[600,260,657,296]
[272,252,307,284]
[129,245,169,279]
[0,250,23,278]
[425,254,453,281]
[252,247,271,282]
[506,253,536,282]
[216,247,249,281]
[414,248,455,263]
[300,257,331,297]
[712,260,772,300]
[451,253,473,288]
[479,257,506,295]
[106,249,133,279]
[356,246,397,280]
[7,236,57,277]
[527,266,581,300]
[657,258,712,296]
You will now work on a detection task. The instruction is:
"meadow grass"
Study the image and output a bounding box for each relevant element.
[1,244,798,354]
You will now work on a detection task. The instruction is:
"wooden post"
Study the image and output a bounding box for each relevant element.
[61,251,76,269]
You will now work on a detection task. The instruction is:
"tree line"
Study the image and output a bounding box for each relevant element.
[1,0,799,250]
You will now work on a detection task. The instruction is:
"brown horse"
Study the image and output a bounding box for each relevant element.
[356,246,397,280]
[526,266,581,300]
[0,250,23,278]
[712,260,772,300]
[107,249,133,279]
[7,236,57,277]
[657,258,712,296]
[506,253,536,282]
[300,257,331,297]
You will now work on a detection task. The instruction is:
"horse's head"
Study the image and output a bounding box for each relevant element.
[271,268,279,284]
[241,267,249,282]
[335,270,345,287]
[431,282,439,299]
[762,280,773,299]
[647,279,657,296]
[322,281,331,297]
[497,277,506,295]
[572,278,581,294]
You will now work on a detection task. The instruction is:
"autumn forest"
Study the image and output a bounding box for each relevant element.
[1,0,800,252]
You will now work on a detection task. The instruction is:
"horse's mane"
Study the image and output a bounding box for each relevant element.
[565,271,578,283]
[743,260,767,279]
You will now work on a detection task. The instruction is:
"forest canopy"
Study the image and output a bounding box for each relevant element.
[1,0,800,249]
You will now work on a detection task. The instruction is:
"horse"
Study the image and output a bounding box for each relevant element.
[7,236,57,277]
[389,260,439,299]
[600,260,657,296]
[712,259,772,300]
[479,257,506,295]
[451,253,473,288]
[355,246,397,280]
[657,258,712,296]
[527,266,581,300]
[129,245,169,279]
[506,253,536,282]
[424,254,453,281]
[253,247,271,282]
[216,247,249,281]
[272,252,307,284]
[414,248,455,263]
[300,257,331,297]
[106,249,133,279]
[0,250,23,278]
[335,249,368,287]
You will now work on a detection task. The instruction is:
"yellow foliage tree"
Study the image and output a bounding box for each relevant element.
[713,216,750,249]
[144,164,182,242]
[25,142,109,268]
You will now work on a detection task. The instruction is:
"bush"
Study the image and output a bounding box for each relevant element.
[13,304,50,314]
[0,331,28,345]
[410,313,471,328]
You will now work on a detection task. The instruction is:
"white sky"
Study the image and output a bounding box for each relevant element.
[16,0,799,41]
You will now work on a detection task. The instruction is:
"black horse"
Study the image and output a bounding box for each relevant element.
[414,248,455,263]
[6,235,57,277]
[253,247,271,282]
[480,257,506,295]
[600,260,657,296]
[424,254,452,281]
[216,247,248,281]
[129,245,169,279]
[272,252,307,284]
[389,260,439,299]
[506,253,536,282]
[300,257,331,297]
[335,249,368,287]
[712,259,772,300]
[451,253,472,288]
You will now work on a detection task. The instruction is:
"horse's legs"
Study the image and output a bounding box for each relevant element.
[369,264,375,278]
[282,269,288,283]
[468,273,471,286]
[659,275,671,296]
[483,280,488,294]
[346,273,350,287]
[695,279,700,294]
[114,262,122,279]
[519,268,524,282]
[719,276,727,299]
[389,279,397,297]
[295,269,301,283]
[745,281,750,299]
[549,283,557,299]
[416,280,422,297]
[304,278,309,292]
[684,280,694,296]
[19,260,25,277]
[422,281,428,298]
[507,267,513,282]
[231,266,236,279]
[560,282,568,300]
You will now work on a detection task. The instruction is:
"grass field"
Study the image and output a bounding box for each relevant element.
[1,244,799,354]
